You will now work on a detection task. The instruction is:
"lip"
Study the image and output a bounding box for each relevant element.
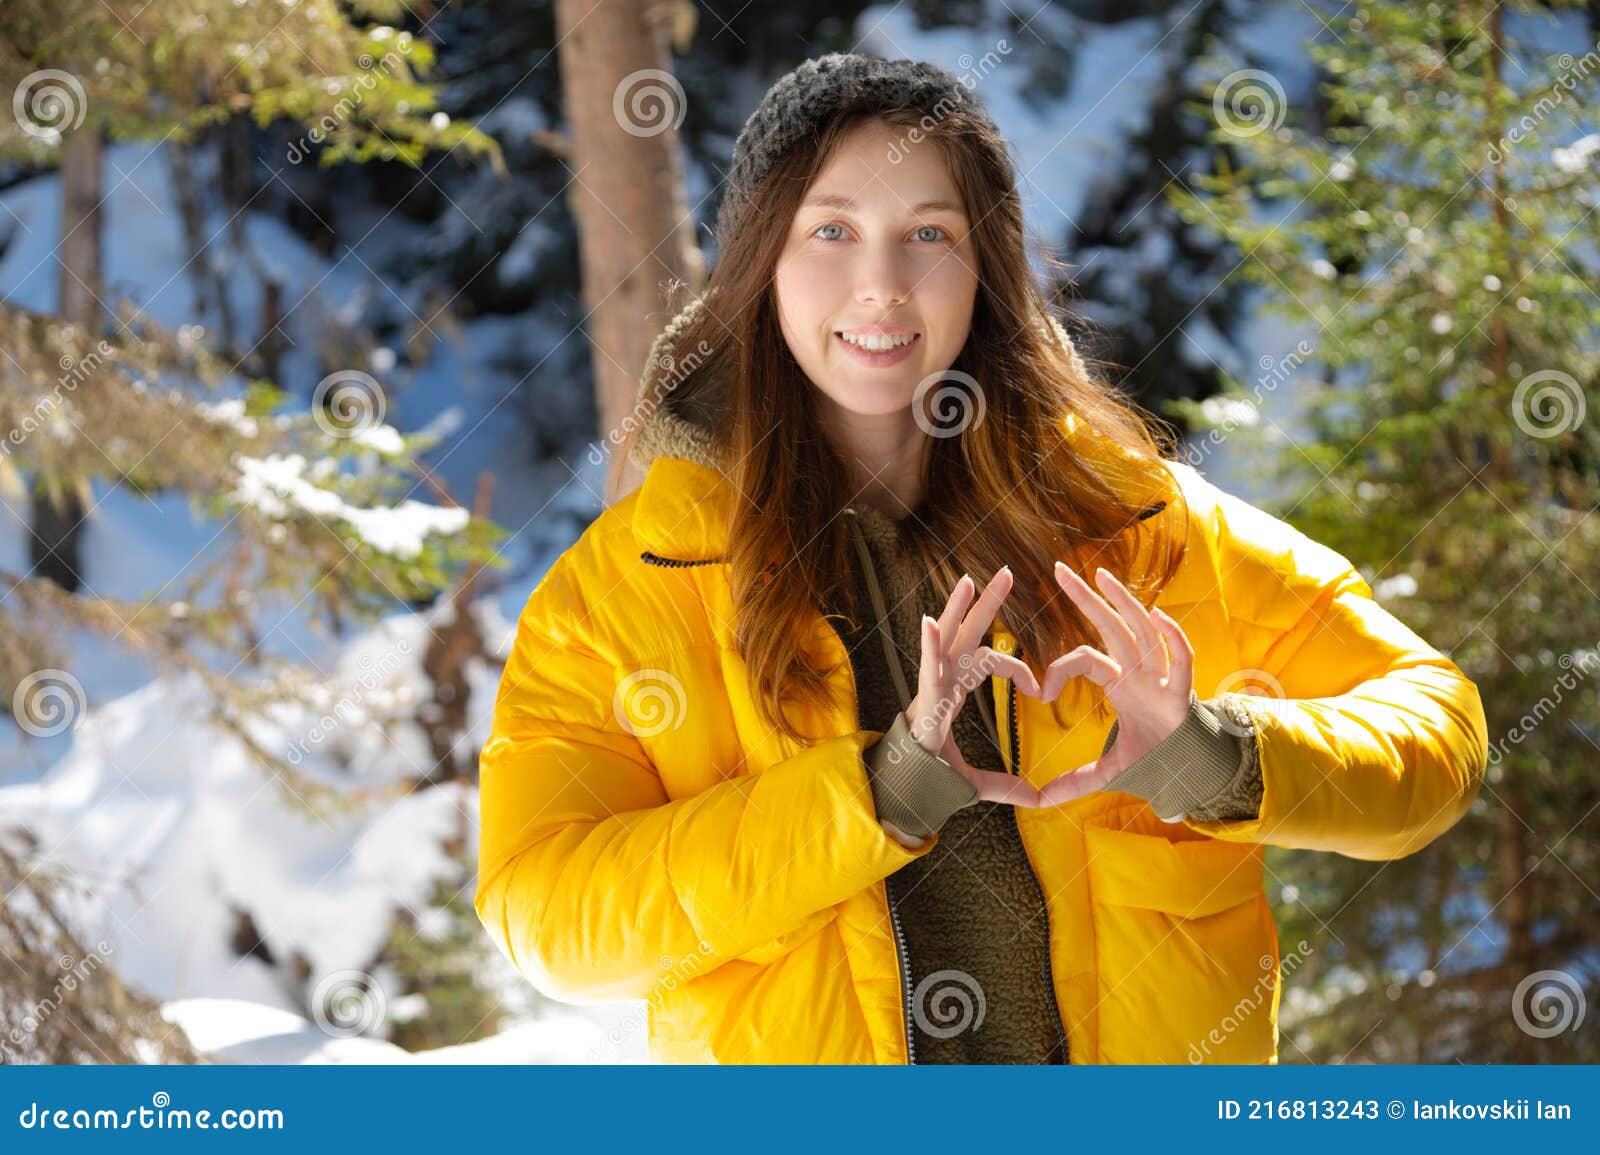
[833,329,921,367]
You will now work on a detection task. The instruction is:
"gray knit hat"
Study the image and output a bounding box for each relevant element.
[712,52,1006,252]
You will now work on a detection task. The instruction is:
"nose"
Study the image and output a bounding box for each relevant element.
[853,238,912,309]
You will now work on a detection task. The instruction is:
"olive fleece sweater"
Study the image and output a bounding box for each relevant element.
[833,503,1067,1064]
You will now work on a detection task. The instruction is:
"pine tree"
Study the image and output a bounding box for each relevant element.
[0,0,502,770]
[1,3,510,1054]
[1171,0,1600,1061]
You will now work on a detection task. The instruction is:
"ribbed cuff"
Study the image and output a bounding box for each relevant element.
[864,712,980,838]
[1101,690,1258,823]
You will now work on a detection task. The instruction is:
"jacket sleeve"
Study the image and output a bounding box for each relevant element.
[474,553,931,1005]
[1178,469,1489,860]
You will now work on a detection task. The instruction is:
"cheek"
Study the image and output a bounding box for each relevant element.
[774,256,841,333]
[918,256,978,356]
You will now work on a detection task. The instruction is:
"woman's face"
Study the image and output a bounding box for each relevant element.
[773,119,979,423]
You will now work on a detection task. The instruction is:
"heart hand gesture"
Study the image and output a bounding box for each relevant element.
[1030,562,1195,808]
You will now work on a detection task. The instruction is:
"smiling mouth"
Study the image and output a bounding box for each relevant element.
[833,330,922,352]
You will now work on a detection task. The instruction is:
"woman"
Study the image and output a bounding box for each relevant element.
[475,53,1488,1064]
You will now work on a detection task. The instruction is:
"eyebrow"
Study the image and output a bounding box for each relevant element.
[801,193,967,216]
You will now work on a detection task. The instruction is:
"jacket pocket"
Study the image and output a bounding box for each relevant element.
[1085,820,1280,1064]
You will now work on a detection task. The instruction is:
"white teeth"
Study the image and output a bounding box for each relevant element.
[839,331,916,351]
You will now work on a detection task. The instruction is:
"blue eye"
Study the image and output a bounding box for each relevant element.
[811,222,951,243]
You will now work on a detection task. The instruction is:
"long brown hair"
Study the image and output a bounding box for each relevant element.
[613,101,1189,744]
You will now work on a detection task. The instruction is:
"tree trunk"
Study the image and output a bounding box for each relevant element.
[552,0,701,504]
[30,129,102,591]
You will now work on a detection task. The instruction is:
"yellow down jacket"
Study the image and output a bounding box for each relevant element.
[474,420,1488,1064]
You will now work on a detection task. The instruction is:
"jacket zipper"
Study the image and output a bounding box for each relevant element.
[639,550,726,567]
[885,872,917,1064]
[1003,639,1072,1064]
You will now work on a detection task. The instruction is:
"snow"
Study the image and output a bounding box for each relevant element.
[1553,133,1599,174]
[230,452,471,557]
[162,997,649,1064]
[0,596,649,1063]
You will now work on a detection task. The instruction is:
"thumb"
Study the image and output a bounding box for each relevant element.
[1034,758,1117,808]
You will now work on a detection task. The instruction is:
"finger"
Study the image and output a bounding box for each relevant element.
[1092,567,1167,680]
[974,647,1041,698]
[1034,758,1123,808]
[911,616,945,747]
[1151,607,1194,694]
[953,645,1041,700]
[1038,645,1121,704]
[937,573,975,650]
[951,565,1013,662]
[1054,561,1139,668]
[962,766,1042,807]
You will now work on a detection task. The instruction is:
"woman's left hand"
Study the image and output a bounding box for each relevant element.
[1027,562,1195,809]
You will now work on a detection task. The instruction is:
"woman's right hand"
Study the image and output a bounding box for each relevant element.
[904,565,1043,807]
